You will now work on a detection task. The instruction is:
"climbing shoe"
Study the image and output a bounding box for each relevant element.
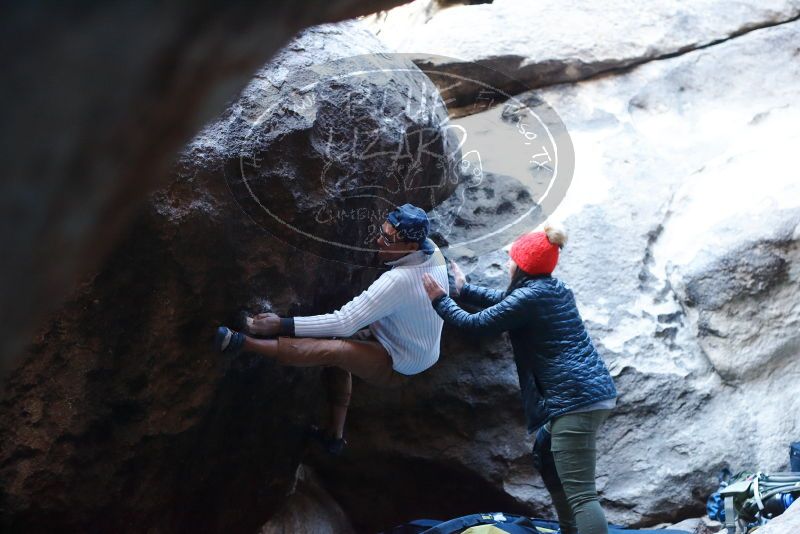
[307,425,347,456]
[214,326,245,355]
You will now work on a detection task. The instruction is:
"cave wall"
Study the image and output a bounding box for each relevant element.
[0,21,460,533]
[0,0,411,380]
[3,2,800,533]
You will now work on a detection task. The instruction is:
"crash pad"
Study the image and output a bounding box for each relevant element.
[383,513,691,534]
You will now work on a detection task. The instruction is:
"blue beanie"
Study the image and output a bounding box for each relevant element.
[386,203,430,243]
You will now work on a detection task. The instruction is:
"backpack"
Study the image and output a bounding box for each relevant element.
[710,471,800,533]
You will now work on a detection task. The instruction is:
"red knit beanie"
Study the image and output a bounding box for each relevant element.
[509,223,568,275]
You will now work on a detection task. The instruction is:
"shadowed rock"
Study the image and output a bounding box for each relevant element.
[0,22,460,533]
[0,0,411,379]
[258,465,356,534]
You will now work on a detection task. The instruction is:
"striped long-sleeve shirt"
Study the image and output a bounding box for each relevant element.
[293,242,449,375]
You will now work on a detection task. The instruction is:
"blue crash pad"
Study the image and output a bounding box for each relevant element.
[383,513,691,534]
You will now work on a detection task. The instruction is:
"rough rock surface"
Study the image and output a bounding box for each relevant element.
[4,5,800,534]
[0,0,410,378]
[662,517,722,534]
[0,22,459,534]
[429,171,537,256]
[185,23,461,265]
[657,515,724,534]
[755,500,800,534]
[314,16,800,533]
[259,465,355,534]
[363,0,800,111]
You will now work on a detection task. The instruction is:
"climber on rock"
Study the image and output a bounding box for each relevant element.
[214,203,449,455]
[421,223,618,534]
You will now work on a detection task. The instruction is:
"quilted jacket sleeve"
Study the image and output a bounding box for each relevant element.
[458,282,505,308]
[432,286,537,336]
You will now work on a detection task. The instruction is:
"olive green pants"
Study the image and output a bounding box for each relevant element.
[533,409,611,534]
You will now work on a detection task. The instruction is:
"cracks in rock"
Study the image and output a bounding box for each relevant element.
[629,185,726,382]
[624,10,800,70]
[448,12,800,118]
[636,188,688,351]
[637,213,668,295]
[579,11,800,86]
[368,0,443,35]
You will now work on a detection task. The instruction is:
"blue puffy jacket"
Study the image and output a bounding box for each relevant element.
[432,274,617,433]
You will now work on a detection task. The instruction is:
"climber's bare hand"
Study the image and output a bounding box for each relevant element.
[422,273,446,301]
[249,312,281,336]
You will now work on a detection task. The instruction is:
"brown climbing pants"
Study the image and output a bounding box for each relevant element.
[276,330,409,408]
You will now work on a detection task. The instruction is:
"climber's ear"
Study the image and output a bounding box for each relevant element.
[400,239,419,253]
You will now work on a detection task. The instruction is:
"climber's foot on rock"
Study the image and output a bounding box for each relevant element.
[215,326,245,355]
[307,425,347,456]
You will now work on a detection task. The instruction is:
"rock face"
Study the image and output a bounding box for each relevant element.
[363,0,800,111]
[4,4,800,534]
[259,465,355,534]
[659,182,799,384]
[756,500,800,534]
[186,23,461,265]
[0,0,410,379]
[662,517,722,534]
[313,15,800,533]
[0,22,459,533]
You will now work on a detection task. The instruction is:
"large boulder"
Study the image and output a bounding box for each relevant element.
[0,22,460,533]
[185,24,462,265]
[314,16,800,532]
